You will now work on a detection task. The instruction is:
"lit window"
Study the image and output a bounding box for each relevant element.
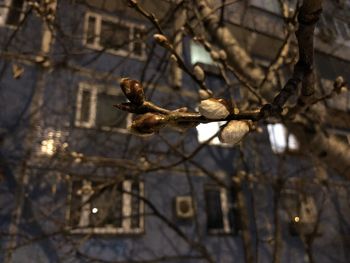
[84,12,146,59]
[204,186,238,234]
[190,41,214,65]
[267,123,299,153]
[281,189,317,236]
[0,0,25,26]
[75,83,132,131]
[196,121,227,146]
[67,179,144,234]
[39,128,68,156]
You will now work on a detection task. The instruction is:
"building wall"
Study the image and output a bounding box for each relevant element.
[1,0,350,262]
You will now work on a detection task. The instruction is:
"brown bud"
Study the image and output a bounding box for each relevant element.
[198,98,230,119]
[120,78,145,106]
[219,50,227,61]
[129,113,168,136]
[153,34,171,48]
[210,50,220,61]
[194,65,205,82]
[199,89,213,100]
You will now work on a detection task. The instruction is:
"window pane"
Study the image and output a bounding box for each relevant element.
[190,42,213,65]
[227,190,238,232]
[90,183,116,227]
[80,90,91,123]
[6,0,24,26]
[205,189,224,230]
[100,20,129,51]
[250,0,279,13]
[86,16,96,44]
[96,93,128,128]
[267,123,299,153]
[69,181,83,227]
[196,121,226,145]
[133,28,144,56]
[114,183,123,228]
[131,181,140,228]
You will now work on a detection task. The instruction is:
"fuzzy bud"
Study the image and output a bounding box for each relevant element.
[153,34,170,48]
[170,54,177,63]
[120,78,145,106]
[210,50,220,61]
[199,89,213,100]
[129,113,168,136]
[193,65,205,82]
[219,50,227,61]
[219,120,250,145]
[199,98,230,119]
[333,76,346,94]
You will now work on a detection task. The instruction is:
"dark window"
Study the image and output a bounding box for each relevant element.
[80,90,91,123]
[205,188,224,230]
[84,14,145,58]
[336,19,350,39]
[5,0,24,26]
[68,179,143,232]
[205,187,238,234]
[96,93,128,128]
[131,181,141,228]
[86,16,96,44]
[133,28,144,56]
[100,19,129,51]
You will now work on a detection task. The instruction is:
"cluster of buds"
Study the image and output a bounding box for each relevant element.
[116,77,253,144]
[198,98,251,145]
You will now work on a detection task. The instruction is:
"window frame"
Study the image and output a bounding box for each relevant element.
[75,82,132,132]
[204,185,237,235]
[0,0,26,27]
[317,14,350,46]
[66,178,145,235]
[83,12,146,60]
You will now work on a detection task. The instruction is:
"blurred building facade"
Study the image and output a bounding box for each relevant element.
[0,0,350,262]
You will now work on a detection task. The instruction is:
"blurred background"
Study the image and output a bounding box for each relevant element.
[0,0,350,262]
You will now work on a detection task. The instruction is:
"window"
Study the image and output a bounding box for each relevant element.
[204,186,238,234]
[0,0,25,26]
[84,12,146,59]
[281,189,317,236]
[75,83,132,131]
[250,0,297,14]
[250,0,279,13]
[190,41,214,65]
[67,179,144,234]
[317,15,350,45]
[334,18,350,41]
[267,123,299,153]
[196,121,228,146]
